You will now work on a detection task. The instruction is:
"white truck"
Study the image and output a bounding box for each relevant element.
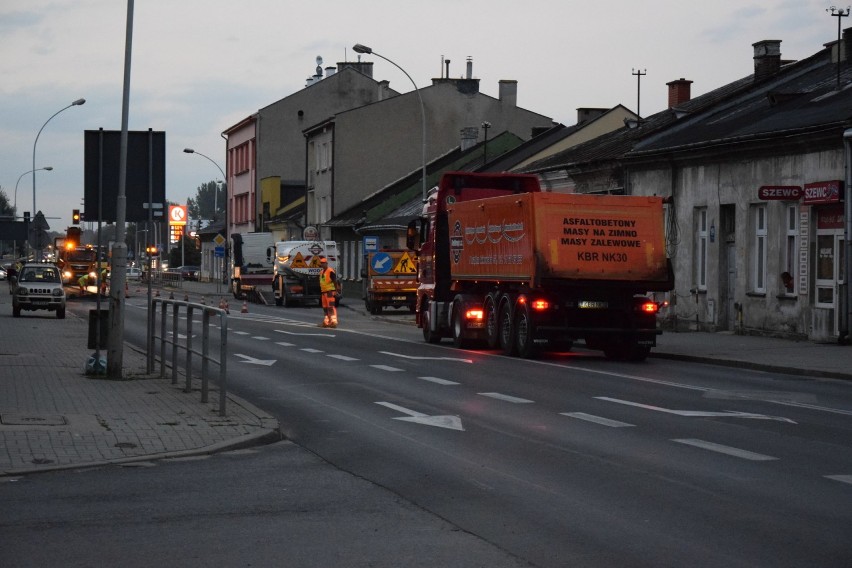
[230,232,275,299]
[271,240,341,307]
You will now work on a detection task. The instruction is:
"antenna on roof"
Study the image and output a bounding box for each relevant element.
[632,68,647,118]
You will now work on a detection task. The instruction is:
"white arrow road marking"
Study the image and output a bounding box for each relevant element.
[561,412,635,428]
[275,330,335,337]
[234,353,276,366]
[379,351,473,363]
[596,397,797,423]
[479,392,534,404]
[673,439,778,461]
[375,402,464,431]
[825,475,852,485]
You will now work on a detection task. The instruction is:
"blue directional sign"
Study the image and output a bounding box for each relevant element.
[214,246,225,258]
[371,252,392,274]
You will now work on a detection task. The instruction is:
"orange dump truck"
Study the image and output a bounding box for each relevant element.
[408,171,673,360]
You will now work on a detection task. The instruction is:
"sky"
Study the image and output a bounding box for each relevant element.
[0,0,836,231]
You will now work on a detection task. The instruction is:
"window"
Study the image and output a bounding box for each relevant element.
[783,205,797,294]
[753,205,767,293]
[695,208,707,290]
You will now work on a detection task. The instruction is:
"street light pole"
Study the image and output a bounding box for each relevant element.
[353,43,428,203]
[15,167,52,212]
[827,6,850,89]
[183,148,225,219]
[32,99,86,227]
[184,147,227,287]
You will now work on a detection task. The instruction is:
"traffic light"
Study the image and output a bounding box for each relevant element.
[146,245,159,257]
[72,209,81,224]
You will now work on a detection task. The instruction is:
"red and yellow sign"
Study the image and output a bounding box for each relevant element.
[169,205,188,226]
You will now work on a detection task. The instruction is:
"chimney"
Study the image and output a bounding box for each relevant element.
[499,80,517,107]
[753,40,782,80]
[378,80,390,101]
[337,61,374,78]
[576,108,608,124]
[325,66,336,77]
[666,78,693,108]
[843,26,852,62]
[460,127,478,151]
[466,57,473,79]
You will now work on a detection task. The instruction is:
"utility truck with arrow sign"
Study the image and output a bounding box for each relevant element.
[271,240,341,307]
[361,249,418,314]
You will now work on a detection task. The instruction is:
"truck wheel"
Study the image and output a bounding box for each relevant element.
[13,304,21,318]
[422,300,442,344]
[452,302,471,349]
[484,295,499,349]
[498,301,516,356]
[283,287,293,308]
[514,303,537,359]
[232,280,242,299]
[57,307,66,319]
[367,298,381,315]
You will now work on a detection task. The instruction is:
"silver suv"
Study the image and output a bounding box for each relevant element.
[13,263,66,319]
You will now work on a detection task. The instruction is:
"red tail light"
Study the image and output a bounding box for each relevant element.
[639,301,659,314]
[531,299,550,311]
[465,309,484,321]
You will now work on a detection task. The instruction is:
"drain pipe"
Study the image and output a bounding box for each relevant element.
[842,128,852,344]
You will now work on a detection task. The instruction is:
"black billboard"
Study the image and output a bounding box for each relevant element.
[83,129,166,223]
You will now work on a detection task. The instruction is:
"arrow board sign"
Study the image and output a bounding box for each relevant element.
[376,402,464,431]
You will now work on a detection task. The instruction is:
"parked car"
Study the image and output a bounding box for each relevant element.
[178,265,200,281]
[0,266,6,280]
[126,267,142,281]
[12,263,66,319]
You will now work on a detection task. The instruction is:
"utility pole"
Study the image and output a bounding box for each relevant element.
[632,68,647,118]
[827,6,850,89]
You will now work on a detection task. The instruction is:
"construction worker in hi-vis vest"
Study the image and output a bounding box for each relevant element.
[318,256,338,328]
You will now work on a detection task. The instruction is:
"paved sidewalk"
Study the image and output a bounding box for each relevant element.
[3,276,851,477]
[0,284,279,476]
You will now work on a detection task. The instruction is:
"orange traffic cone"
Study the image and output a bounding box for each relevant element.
[241,301,248,313]
[169,291,174,300]
[125,282,130,297]
[224,300,230,314]
[218,298,225,310]
[184,293,189,301]
[155,289,160,297]
[201,296,206,305]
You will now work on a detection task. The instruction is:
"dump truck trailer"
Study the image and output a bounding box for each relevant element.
[410,171,673,360]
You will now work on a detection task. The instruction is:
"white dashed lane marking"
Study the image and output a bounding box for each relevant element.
[561,412,634,428]
[371,365,404,372]
[418,376,460,385]
[327,354,359,361]
[478,392,534,404]
[672,439,777,461]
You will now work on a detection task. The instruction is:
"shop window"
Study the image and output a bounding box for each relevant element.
[783,205,797,294]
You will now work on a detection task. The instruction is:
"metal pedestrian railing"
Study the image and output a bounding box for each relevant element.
[149,298,229,416]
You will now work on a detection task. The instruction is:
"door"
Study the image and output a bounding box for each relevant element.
[815,231,845,335]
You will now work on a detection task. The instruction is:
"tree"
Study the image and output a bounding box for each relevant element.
[0,186,13,219]
[187,180,226,221]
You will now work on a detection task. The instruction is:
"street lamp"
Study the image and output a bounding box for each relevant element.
[183,148,225,220]
[33,99,85,221]
[353,43,428,203]
[15,167,52,212]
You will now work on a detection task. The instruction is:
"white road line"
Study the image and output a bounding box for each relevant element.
[379,351,473,363]
[418,376,460,385]
[561,412,634,428]
[274,342,295,347]
[252,336,270,341]
[327,354,359,361]
[274,329,335,337]
[825,474,852,485]
[672,439,778,461]
[300,348,324,353]
[371,364,404,372]
[479,392,534,404]
[234,331,250,335]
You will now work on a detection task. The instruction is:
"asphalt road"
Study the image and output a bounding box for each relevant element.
[61,294,852,566]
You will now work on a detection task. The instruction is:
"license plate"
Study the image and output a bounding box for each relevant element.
[579,300,608,309]
[391,296,407,301]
